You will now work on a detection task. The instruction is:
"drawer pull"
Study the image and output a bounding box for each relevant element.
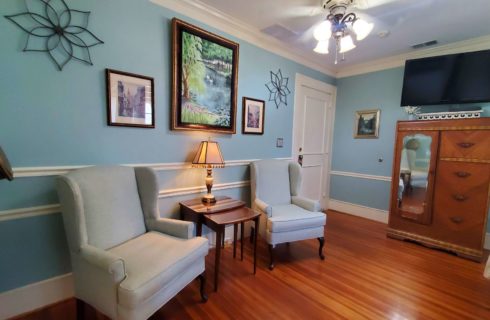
[450,216,464,224]
[457,142,475,149]
[454,171,471,178]
[452,194,467,201]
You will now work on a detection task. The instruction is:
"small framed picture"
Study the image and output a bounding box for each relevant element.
[106,69,155,128]
[242,97,265,134]
[354,109,380,139]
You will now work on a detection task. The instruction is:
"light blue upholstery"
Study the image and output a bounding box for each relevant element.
[57,166,208,320]
[251,160,326,265]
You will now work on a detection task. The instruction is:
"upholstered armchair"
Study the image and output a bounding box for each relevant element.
[250,159,326,269]
[56,166,209,320]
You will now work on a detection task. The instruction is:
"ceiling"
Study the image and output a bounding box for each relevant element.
[196,0,490,72]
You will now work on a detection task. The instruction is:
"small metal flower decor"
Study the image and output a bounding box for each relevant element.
[4,0,104,71]
[265,69,291,109]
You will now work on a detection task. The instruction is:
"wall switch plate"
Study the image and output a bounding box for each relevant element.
[276,138,284,148]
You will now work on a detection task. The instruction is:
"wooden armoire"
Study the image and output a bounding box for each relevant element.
[387,118,490,261]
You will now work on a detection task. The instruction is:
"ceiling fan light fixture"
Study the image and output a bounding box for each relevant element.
[353,19,373,41]
[339,35,356,53]
[313,20,332,41]
[314,40,329,54]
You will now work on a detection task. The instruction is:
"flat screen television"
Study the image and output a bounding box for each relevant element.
[401,49,490,106]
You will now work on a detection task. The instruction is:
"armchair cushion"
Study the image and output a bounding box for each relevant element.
[267,204,326,233]
[109,231,208,308]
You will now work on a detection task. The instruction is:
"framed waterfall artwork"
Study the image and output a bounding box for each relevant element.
[354,109,380,138]
[242,97,265,134]
[106,69,155,128]
[171,18,239,134]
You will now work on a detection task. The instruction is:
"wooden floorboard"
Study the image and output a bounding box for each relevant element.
[13,211,490,320]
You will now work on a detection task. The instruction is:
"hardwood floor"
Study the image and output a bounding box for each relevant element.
[14,211,490,320]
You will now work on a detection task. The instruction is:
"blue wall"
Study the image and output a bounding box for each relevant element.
[330,66,490,230]
[0,0,335,293]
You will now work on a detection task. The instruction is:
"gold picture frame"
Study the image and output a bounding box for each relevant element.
[171,18,239,134]
[354,109,381,139]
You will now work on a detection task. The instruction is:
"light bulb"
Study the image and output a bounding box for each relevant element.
[314,40,329,54]
[313,20,332,41]
[353,19,373,41]
[339,35,356,53]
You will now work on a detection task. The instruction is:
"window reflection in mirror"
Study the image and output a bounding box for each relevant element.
[397,134,432,215]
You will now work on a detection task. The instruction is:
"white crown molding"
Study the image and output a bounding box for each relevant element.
[12,158,292,178]
[330,170,391,182]
[149,0,336,77]
[328,199,389,223]
[0,273,74,320]
[337,35,490,78]
[0,204,61,222]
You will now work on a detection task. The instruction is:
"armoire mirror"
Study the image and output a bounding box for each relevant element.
[394,132,438,225]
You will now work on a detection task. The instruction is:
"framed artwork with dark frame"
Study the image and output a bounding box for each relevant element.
[106,69,155,128]
[171,18,239,134]
[242,97,265,135]
[354,109,381,139]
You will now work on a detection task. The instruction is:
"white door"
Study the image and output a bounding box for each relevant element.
[292,74,336,209]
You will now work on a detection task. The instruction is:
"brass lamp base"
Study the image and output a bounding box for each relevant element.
[202,193,216,204]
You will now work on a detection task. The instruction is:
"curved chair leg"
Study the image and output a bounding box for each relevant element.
[198,272,208,302]
[76,298,85,320]
[318,237,325,260]
[268,244,275,270]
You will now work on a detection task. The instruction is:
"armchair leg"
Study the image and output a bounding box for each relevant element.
[198,272,208,303]
[318,237,325,260]
[268,244,275,270]
[76,298,85,320]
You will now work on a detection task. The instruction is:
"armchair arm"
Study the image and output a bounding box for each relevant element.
[147,218,194,239]
[291,196,321,212]
[79,245,126,282]
[254,198,272,217]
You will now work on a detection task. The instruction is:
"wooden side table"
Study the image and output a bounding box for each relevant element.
[180,196,245,236]
[204,207,260,291]
[179,196,259,292]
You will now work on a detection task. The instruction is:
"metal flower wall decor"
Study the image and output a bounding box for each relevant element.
[4,0,104,71]
[265,69,291,109]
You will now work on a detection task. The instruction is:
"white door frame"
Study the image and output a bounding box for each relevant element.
[292,73,337,209]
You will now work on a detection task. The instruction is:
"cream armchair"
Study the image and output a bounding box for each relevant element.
[250,159,326,269]
[57,166,208,320]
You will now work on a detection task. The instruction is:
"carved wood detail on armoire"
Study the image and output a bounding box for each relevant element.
[387,118,490,261]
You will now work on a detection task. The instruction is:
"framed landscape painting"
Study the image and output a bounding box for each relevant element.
[106,69,155,128]
[242,97,265,134]
[354,109,380,138]
[171,18,239,134]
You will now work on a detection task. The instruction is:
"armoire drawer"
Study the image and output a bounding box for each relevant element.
[432,161,490,249]
[440,130,490,160]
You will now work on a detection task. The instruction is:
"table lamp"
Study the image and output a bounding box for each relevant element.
[192,139,225,203]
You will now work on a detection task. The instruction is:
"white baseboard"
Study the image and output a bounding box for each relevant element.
[328,199,490,250]
[328,199,389,224]
[0,273,74,319]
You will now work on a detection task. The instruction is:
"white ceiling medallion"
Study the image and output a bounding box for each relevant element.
[314,0,374,64]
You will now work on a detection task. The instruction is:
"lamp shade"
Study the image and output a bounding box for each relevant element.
[314,40,329,54]
[313,20,331,41]
[353,19,373,41]
[192,140,225,168]
[339,35,356,53]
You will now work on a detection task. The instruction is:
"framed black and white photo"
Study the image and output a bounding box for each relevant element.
[354,109,380,138]
[242,97,265,134]
[106,69,155,128]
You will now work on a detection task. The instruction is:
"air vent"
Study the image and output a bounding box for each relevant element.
[261,24,298,41]
[412,40,438,49]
